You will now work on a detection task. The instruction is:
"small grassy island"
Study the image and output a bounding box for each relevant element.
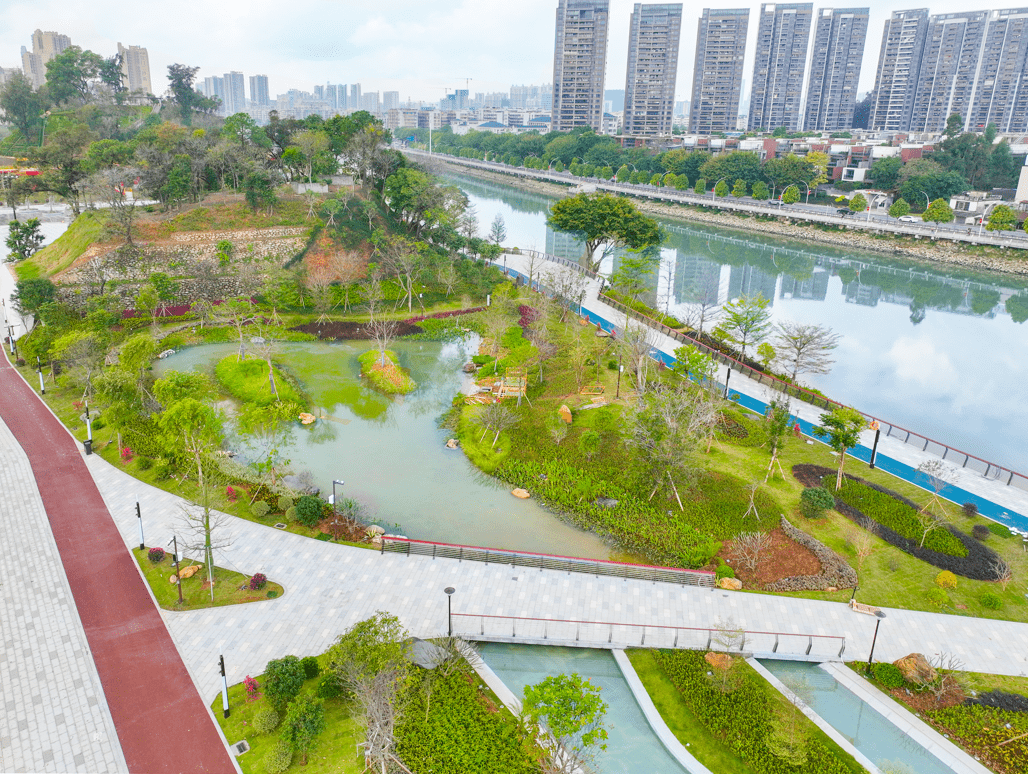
[358,349,416,394]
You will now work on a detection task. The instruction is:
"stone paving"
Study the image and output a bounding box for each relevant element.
[0,416,127,774]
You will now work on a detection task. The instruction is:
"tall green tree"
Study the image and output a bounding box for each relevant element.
[782,185,800,205]
[849,193,868,213]
[923,198,955,227]
[12,277,57,318]
[165,64,204,126]
[812,406,866,490]
[888,198,910,218]
[0,72,50,142]
[699,151,763,186]
[31,123,95,215]
[547,193,663,273]
[522,673,609,774]
[44,46,105,105]
[985,204,1017,232]
[263,656,307,714]
[5,218,44,262]
[717,294,772,361]
[870,157,903,190]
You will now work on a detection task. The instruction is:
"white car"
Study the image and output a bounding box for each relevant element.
[897,215,920,223]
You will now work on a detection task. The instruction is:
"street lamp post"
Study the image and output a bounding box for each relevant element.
[219,652,230,718]
[444,587,455,636]
[978,202,998,237]
[136,501,144,550]
[869,421,881,469]
[169,535,184,605]
[332,479,345,514]
[918,190,931,212]
[867,193,887,223]
[800,181,812,205]
[36,356,45,394]
[866,610,886,669]
[712,177,727,202]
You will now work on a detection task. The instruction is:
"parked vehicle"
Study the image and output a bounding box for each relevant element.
[897,215,920,223]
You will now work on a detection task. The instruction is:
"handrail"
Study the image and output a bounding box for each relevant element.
[453,612,847,657]
[380,536,715,587]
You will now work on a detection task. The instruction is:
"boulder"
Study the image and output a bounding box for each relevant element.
[596,497,618,509]
[512,488,531,499]
[169,575,179,584]
[298,412,316,425]
[366,525,386,536]
[558,405,572,425]
[704,652,734,670]
[445,438,459,449]
[893,653,937,684]
[717,577,743,590]
[178,564,202,579]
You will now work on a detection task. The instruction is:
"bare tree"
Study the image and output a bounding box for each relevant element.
[361,270,385,322]
[914,460,953,547]
[773,321,841,382]
[710,616,745,653]
[458,206,479,243]
[176,473,234,602]
[217,297,256,361]
[765,691,810,767]
[438,260,459,299]
[474,403,520,448]
[368,318,398,367]
[541,267,586,323]
[79,254,120,296]
[382,238,424,314]
[618,321,656,395]
[548,413,569,446]
[732,531,771,571]
[989,556,1013,590]
[489,213,507,246]
[86,166,144,246]
[854,530,877,574]
[306,262,335,326]
[743,479,763,521]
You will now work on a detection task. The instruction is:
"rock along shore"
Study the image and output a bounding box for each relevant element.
[431,158,1028,279]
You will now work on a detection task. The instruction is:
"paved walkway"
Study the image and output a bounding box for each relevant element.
[0,353,235,774]
[496,250,1028,531]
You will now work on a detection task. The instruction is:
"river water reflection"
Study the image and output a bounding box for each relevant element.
[452,174,1028,471]
[155,339,614,559]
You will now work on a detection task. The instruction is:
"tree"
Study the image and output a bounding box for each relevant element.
[380,237,424,314]
[986,204,1017,232]
[849,193,868,213]
[750,180,770,200]
[489,213,507,246]
[714,179,729,198]
[773,321,840,382]
[608,247,660,303]
[243,170,277,215]
[0,72,49,142]
[263,656,307,714]
[923,198,954,227]
[12,277,57,318]
[289,129,331,183]
[762,154,814,194]
[522,673,608,774]
[474,403,521,448]
[547,193,662,273]
[731,178,747,198]
[52,330,107,397]
[222,112,269,149]
[166,64,204,125]
[871,157,903,190]
[888,198,910,218]
[31,123,95,215]
[238,402,296,488]
[782,185,800,205]
[717,294,772,361]
[87,167,144,246]
[44,46,105,105]
[5,219,44,262]
[732,531,770,570]
[812,407,866,490]
[699,151,764,186]
[693,177,706,194]
[763,398,791,481]
[281,693,326,766]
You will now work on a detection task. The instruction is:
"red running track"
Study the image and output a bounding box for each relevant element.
[0,354,235,773]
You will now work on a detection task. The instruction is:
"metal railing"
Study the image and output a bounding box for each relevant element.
[454,612,846,659]
[380,536,716,587]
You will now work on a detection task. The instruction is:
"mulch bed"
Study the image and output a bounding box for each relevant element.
[722,527,822,589]
[319,516,368,543]
[792,464,1004,581]
[291,320,424,339]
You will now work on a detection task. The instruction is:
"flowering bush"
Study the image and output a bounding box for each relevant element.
[935,570,958,590]
[226,485,238,502]
[244,674,261,703]
[120,447,134,463]
[147,547,165,564]
[249,573,267,591]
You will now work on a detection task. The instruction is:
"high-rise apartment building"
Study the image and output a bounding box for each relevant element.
[623,3,683,136]
[383,91,400,111]
[551,0,610,132]
[689,8,749,134]
[967,8,1028,133]
[361,92,380,113]
[748,3,813,132]
[350,84,362,111]
[909,12,990,133]
[868,9,930,132]
[116,43,152,96]
[803,8,869,131]
[203,76,225,106]
[250,74,270,106]
[223,71,246,115]
[21,29,72,88]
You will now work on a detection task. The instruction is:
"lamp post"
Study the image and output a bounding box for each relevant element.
[36,356,45,394]
[136,501,144,550]
[800,181,812,205]
[444,587,455,636]
[219,651,230,718]
[866,610,886,669]
[918,190,931,212]
[84,401,93,455]
[168,535,184,605]
[331,479,345,514]
[712,177,727,202]
[978,202,997,237]
[723,365,732,399]
[869,421,881,469]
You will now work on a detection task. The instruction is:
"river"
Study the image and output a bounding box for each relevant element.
[450,173,1028,473]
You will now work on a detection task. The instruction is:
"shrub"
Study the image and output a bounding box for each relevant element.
[263,740,292,774]
[226,485,238,502]
[262,655,306,713]
[252,707,279,735]
[285,506,298,522]
[137,456,153,471]
[91,418,106,430]
[120,446,134,463]
[301,656,321,680]
[962,502,978,518]
[294,495,323,527]
[267,590,278,598]
[252,500,270,519]
[872,662,906,689]
[980,592,1003,610]
[153,460,173,480]
[277,495,293,512]
[800,487,835,519]
[147,547,165,564]
[926,587,949,607]
[315,674,340,699]
[935,570,957,590]
[250,573,268,591]
[715,562,735,580]
[972,524,990,541]
[987,522,1014,539]
[244,675,261,702]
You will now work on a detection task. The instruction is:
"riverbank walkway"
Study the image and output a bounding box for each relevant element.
[494,249,1028,534]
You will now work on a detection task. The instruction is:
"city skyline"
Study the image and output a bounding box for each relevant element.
[5,1,1028,108]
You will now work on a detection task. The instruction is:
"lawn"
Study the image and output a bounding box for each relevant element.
[130,547,283,611]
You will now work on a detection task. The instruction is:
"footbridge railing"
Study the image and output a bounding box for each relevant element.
[455,612,846,659]
[380,536,715,587]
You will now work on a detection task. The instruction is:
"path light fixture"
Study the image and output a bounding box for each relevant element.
[219,651,230,718]
[867,610,886,669]
[445,587,456,636]
[869,421,881,469]
[332,479,345,514]
[168,536,183,605]
[136,501,144,550]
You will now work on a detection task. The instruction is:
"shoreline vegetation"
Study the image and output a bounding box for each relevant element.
[430,158,1028,278]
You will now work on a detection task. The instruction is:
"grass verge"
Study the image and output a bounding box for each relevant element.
[131,547,283,610]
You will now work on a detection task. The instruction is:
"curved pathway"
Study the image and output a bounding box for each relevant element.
[0,352,234,774]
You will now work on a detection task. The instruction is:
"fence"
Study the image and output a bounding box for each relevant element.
[380,536,716,587]
[453,612,847,659]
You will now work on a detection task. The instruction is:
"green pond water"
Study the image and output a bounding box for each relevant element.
[154,339,613,559]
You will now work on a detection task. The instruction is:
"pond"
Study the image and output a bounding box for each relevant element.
[154,338,614,559]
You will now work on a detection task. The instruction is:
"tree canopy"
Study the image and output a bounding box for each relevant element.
[546,193,663,273]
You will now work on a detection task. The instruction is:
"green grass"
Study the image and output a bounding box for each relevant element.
[358,349,416,394]
[131,547,283,610]
[210,658,363,774]
[214,354,307,407]
[24,209,109,277]
[626,649,761,774]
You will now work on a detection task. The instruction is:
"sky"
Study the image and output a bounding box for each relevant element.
[3,1,1027,106]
